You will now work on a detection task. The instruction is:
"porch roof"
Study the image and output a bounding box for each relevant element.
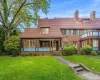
[20,28,63,38]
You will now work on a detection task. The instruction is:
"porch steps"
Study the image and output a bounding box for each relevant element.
[72,64,89,73]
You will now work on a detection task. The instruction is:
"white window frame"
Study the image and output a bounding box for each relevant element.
[93,39,98,47]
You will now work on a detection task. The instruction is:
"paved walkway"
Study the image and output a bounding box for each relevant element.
[55,56,100,80]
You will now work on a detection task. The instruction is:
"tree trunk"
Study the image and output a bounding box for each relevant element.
[4,31,10,40]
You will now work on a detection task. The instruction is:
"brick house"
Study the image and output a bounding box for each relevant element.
[20,11,100,55]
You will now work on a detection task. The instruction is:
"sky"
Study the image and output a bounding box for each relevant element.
[39,0,100,18]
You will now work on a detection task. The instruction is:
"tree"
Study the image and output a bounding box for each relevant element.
[0,0,50,40]
[0,27,5,55]
[4,36,20,56]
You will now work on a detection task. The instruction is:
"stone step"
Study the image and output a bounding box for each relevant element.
[73,65,81,68]
[75,67,84,72]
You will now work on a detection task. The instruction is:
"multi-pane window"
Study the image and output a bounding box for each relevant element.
[61,29,80,36]
[93,39,98,47]
[61,29,69,36]
[83,20,89,24]
[41,28,49,34]
[77,30,80,35]
[40,41,50,47]
[71,30,77,36]
[24,39,35,48]
[73,41,77,48]
[66,30,69,36]
[84,30,87,33]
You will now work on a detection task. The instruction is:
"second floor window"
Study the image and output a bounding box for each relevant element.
[41,28,49,34]
[71,30,77,36]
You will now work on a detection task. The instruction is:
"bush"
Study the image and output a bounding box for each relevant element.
[97,51,100,55]
[91,51,97,56]
[63,45,77,55]
[80,45,93,55]
[4,36,20,56]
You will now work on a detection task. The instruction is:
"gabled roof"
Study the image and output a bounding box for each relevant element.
[20,18,100,38]
[20,28,63,38]
[38,18,100,29]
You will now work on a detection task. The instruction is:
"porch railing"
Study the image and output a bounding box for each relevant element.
[80,31,100,39]
[21,47,51,52]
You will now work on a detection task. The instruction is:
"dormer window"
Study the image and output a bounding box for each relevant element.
[41,28,49,34]
[83,20,89,24]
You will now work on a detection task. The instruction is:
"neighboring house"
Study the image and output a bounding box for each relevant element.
[20,10,100,55]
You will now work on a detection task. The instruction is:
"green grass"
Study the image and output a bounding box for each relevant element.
[0,56,82,80]
[64,56,100,73]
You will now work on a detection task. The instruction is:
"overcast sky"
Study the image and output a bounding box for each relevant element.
[39,0,100,18]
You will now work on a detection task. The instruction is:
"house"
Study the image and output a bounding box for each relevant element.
[20,10,100,55]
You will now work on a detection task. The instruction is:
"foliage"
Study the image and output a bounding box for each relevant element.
[4,36,20,56]
[91,51,97,56]
[80,45,93,55]
[10,29,20,36]
[0,56,82,80]
[0,28,5,55]
[97,51,100,55]
[63,45,77,55]
[0,0,50,39]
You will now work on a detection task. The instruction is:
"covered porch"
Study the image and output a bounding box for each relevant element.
[21,39,62,52]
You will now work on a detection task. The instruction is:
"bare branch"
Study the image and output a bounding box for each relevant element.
[0,11,7,27]
[9,0,26,27]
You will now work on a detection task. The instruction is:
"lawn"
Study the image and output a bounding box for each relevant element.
[0,56,82,80]
[64,56,100,73]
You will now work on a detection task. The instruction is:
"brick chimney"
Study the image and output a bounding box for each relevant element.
[74,10,79,21]
[90,11,96,20]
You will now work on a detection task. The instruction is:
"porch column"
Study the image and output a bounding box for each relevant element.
[58,40,60,51]
[89,39,92,46]
[22,39,24,52]
[50,39,51,51]
[52,39,53,51]
[35,39,37,51]
[99,39,100,51]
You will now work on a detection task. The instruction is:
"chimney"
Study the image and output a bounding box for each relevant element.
[90,11,96,20]
[74,10,79,21]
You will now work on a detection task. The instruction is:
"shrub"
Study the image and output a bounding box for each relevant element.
[63,45,77,55]
[80,45,93,55]
[97,51,100,55]
[91,51,97,56]
[4,36,20,56]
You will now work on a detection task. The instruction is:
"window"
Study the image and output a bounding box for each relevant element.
[24,39,35,48]
[83,20,89,24]
[41,28,49,34]
[40,41,50,47]
[71,30,77,36]
[93,39,98,47]
[66,30,69,36]
[84,30,87,33]
[77,30,80,35]
[73,41,77,48]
